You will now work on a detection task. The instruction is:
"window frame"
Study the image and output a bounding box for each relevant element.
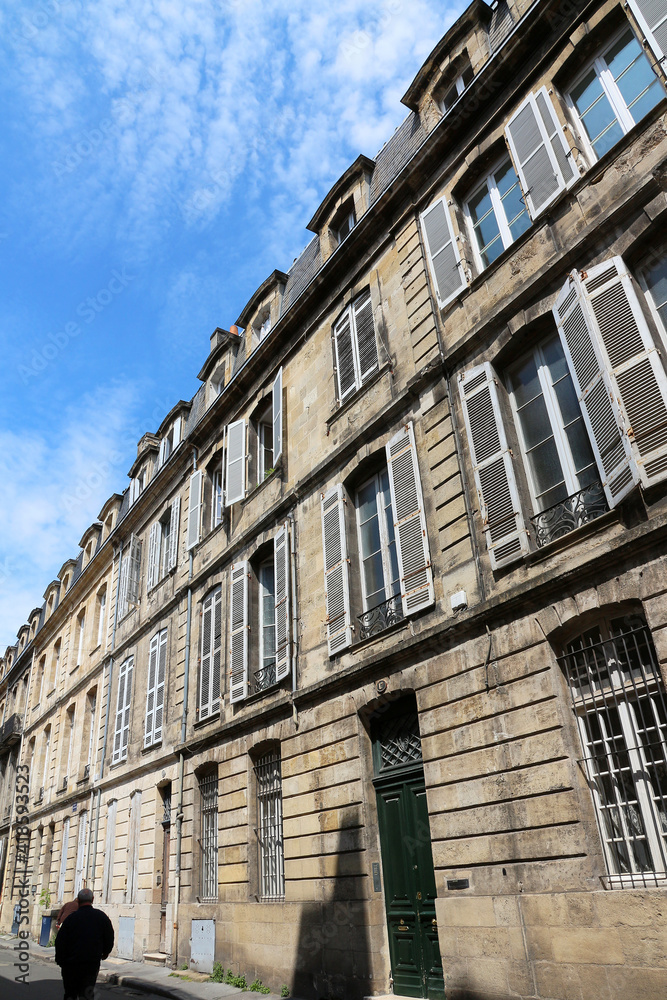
[199,769,219,902]
[638,248,667,349]
[354,469,399,614]
[464,153,530,272]
[254,748,285,901]
[332,288,378,403]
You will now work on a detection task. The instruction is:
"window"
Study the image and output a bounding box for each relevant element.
[199,770,218,901]
[126,789,142,903]
[332,290,379,402]
[335,209,356,243]
[51,640,61,691]
[229,524,291,704]
[321,422,433,654]
[35,656,46,709]
[211,363,225,398]
[506,333,606,544]
[102,799,117,903]
[147,498,180,590]
[75,611,86,666]
[57,817,70,901]
[466,156,531,269]
[256,402,274,483]
[74,810,87,895]
[199,588,221,720]
[560,614,667,885]
[224,367,282,506]
[158,417,182,467]
[254,748,284,900]
[84,689,97,777]
[112,656,133,764]
[41,726,51,796]
[211,468,223,527]
[129,469,147,506]
[62,706,75,788]
[144,628,167,747]
[568,27,663,160]
[96,588,107,648]
[642,251,667,336]
[441,61,474,111]
[118,535,142,619]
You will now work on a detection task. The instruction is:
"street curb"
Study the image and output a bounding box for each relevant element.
[103,972,190,1000]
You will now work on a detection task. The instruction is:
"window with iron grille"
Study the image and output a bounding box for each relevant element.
[199,771,218,901]
[559,614,667,886]
[254,749,285,900]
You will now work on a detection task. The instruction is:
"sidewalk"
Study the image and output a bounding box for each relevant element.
[0,934,289,1000]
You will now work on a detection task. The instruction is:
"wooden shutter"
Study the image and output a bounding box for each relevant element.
[505,90,572,218]
[385,422,434,615]
[153,629,167,743]
[321,485,353,655]
[172,415,182,449]
[144,630,166,746]
[117,543,130,619]
[129,478,138,506]
[420,198,466,307]
[127,535,142,605]
[199,589,221,719]
[58,817,69,900]
[186,469,203,550]
[554,257,667,497]
[147,522,160,590]
[113,656,133,764]
[229,563,249,703]
[167,497,180,571]
[273,367,283,465]
[459,363,530,569]
[158,438,168,467]
[74,810,87,895]
[225,419,246,505]
[353,292,379,385]
[334,309,358,401]
[274,522,291,681]
[628,0,667,62]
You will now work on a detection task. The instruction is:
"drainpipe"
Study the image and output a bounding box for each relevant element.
[90,542,123,895]
[173,448,197,966]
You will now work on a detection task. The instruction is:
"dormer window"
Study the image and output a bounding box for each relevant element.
[211,364,226,399]
[253,308,272,344]
[441,61,474,112]
[129,468,147,506]
[331,198,357,246]
[336,210,356,243]
[158,416,182,468]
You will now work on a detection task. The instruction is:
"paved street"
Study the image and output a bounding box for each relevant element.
[0,945,166,1000]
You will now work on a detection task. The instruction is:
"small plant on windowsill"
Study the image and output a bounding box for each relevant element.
[263,468,275,480]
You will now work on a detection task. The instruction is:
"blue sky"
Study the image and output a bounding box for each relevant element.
[0,0,464,647]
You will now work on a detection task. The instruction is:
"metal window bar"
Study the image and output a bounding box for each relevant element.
[530,480,608,547]
[559,617,667,887]
[199,773,218,901]
[162,787,172,826]
[255,751,285,900]
[358,593,405,640]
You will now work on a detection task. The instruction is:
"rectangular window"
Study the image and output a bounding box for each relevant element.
[259,559,276,687]
[255,750,285,900]
[199,771,218,901]
[57,817,70,901]
[76,613,86,666]
[466,156,531,270]
[118,536,142,619]
[126,789,142,903]
[560,615,667,885]
[74,810,87,896]
[355,470,401,625]
[144,628,167,748]
[96,590,106,648]
[211,469,223,528]
[102,799,117,903]
[642,252,667,335]
[147,499,180,589]
[568,28,663,160]
[198,588,221,720]
[112,656,133,764]
[332,290,379,402]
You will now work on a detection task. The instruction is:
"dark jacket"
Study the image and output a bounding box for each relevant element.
[55,904,114,967]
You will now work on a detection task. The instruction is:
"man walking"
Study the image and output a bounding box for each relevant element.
[55,887,114,999]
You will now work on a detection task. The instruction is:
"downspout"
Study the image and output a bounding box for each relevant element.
[90,542,122,894]
[174,447,197,966]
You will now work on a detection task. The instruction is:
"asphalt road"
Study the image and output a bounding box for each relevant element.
[0,945,165,999]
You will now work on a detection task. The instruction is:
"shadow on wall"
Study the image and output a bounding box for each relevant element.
[291,806,372,1000]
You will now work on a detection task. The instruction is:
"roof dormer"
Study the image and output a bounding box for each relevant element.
[28,607,42,638]
[198,326,243,407]
[79,523,102,569]
[58,559,77,598]
[128,434,159,505]
[236,271,289,358]
[401,0,493,133]
[306,154,375,262]
[99,494,123,540]
[44,580,60,618]
[156,402,191,471]
[17,624,30,653]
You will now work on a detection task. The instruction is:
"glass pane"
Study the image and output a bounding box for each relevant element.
[571,68,622,155]
[645,256,667,335]
[571,68,606,117]
[518,394,554,450]
[564,419,597,479]
[468,185,493,225]
[359,517,381,560]
[508,355,542,408]
[481,235,504,269]
[526,436,565,497]
[552,371,582,425]
[628,79,663,125]
[474,209,501,251]
[363,552,386,605]
[357,481,379,523]
[541,336,569,382]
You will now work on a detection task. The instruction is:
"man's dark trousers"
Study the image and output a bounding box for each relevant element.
[60,963,100,999]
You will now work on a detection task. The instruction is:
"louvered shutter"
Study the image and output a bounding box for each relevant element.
[147,522,160,590]
[273,367,283,464]
[274,522,291,681]
[199,592,213,719]
[129,478,138,506]
[628,0,667,62]
[158,439,168,468]
[353,293,379,385]
[172,416,182,449]
[186,469,203,550]
[121,656,133,760]
[211,587,221,712]
[334,310,357,401]
[127,536,142,605]
[385,422,434,615]
[225,419,246,505]
[113,656,133,764]
[421,198,466,307]
[167,497,180,571]
[117,544,131,619]
[554,257,667,496]
[229,563,249,703]
[321,485,353,655]
[459,364,530,569]
[153,629,167,743]
[144,632,158,746]
[505,89,573,218]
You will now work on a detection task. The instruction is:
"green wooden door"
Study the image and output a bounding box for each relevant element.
[376,771,445,999]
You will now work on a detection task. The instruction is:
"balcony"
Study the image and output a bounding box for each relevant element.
[253,662,277,694]
[530,481,608,548]
[358,594,404,641]
[0,714,23,750]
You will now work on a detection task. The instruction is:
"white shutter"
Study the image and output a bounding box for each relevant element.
[58,817,70,900]
[420,197,466,307]
[186,469,203,549]
[353,293,379,385]
[167,497,180,571]
[273,367,283,465]
[144,632,159,747]
[385,422,434,615]
[229,562,249,703]
[211,586,221,713]
[321,485,353,655]
[113,655,133,764]
[129,478,138,506]
[334,310,358,401]
[628,0,667,63]
[274,522,291,681]
[459,363,530,569]
[225,419,246,505]
[153,629,167,744]
[74,810,87,895]
[199,591,214,719]
[117,544,131,619]
[158,439,168,468]
[147,522,160,590]
[505,89,573,218]
[554,257,667,496]
[172,415,182,449]
[127,535,142,605]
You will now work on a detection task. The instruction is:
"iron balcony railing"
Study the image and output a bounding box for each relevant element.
[358,594,404,640]
[531,481,608,548]
[253,662,277,694]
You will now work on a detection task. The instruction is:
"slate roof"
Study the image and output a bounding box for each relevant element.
[281,236,323,314]
[370,112,427,205]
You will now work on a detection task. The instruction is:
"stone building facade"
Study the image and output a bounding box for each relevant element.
[2,0,667,997]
